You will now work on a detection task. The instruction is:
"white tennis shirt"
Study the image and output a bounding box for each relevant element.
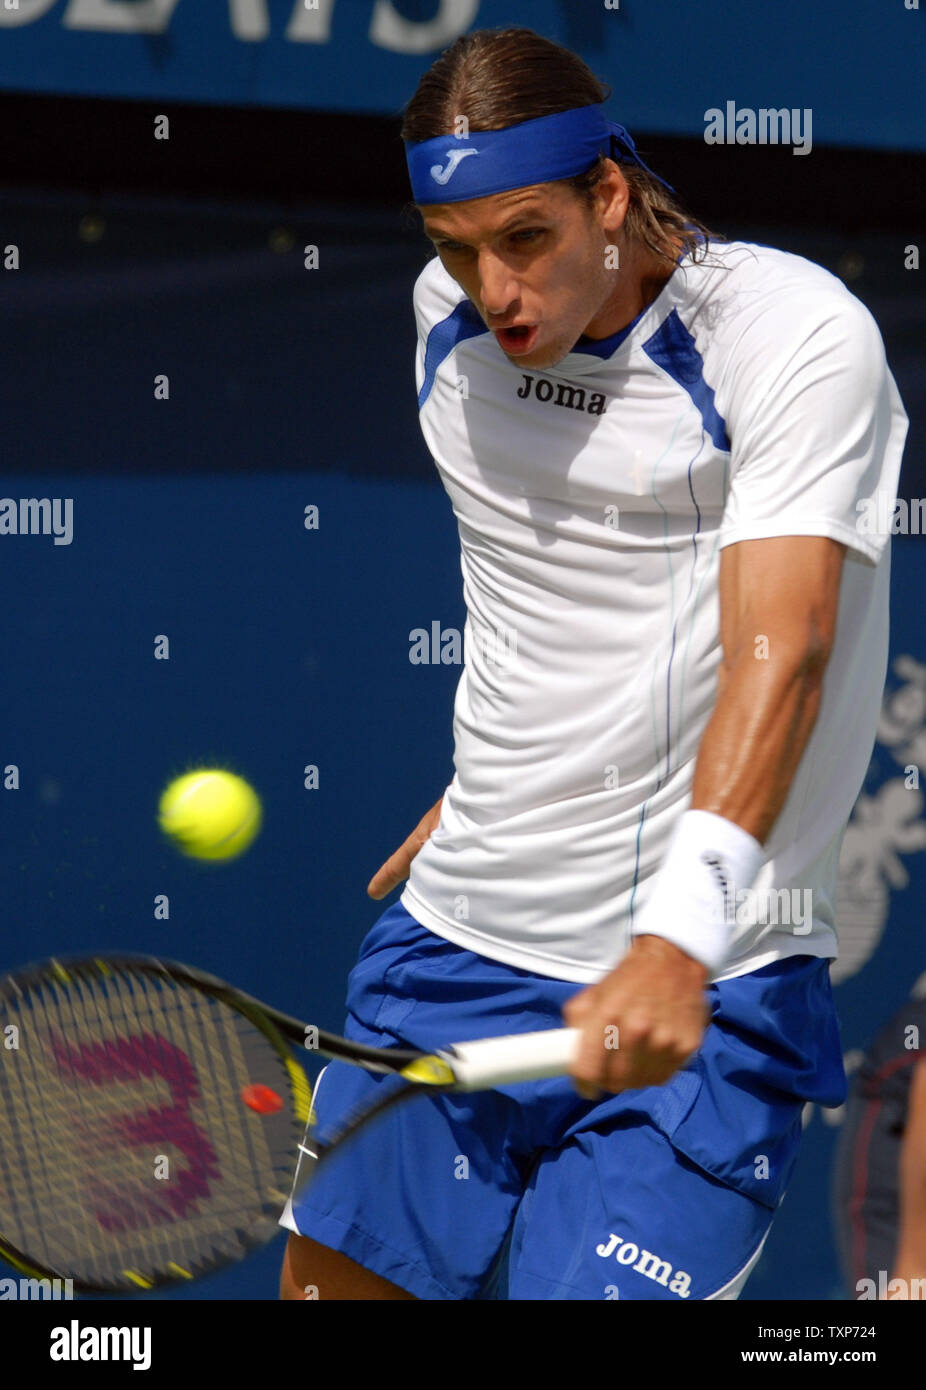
[399,240,908,983]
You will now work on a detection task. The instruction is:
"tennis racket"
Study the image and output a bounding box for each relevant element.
[0,953,578,1293]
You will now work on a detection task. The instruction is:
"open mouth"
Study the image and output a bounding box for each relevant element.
[495,324,539,355]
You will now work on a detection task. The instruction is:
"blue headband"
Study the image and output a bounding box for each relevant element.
[404,103,673,204]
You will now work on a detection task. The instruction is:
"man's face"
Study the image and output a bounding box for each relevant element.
[420,174,625,370]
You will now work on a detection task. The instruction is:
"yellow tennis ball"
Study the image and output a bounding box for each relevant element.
[158,769,262,861]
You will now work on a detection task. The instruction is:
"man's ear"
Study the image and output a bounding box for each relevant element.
[596,160,631,235]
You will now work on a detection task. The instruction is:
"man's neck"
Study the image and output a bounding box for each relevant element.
[580,239,680,343]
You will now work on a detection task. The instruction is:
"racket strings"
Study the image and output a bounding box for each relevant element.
[0,966,301,1287]
[76,968,260,1272]
[1,978,59,1266]
[103,968,266,1231]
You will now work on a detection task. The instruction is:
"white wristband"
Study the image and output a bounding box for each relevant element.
[631,810,765,975]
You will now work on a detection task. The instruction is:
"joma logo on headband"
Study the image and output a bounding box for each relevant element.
[430,148,478,184]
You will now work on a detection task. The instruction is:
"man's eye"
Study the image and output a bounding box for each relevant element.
[436,229,545,252]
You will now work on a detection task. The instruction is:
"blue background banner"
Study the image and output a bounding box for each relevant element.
[0,0,923,150]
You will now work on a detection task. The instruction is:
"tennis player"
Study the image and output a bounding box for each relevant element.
[280,27,908,1300]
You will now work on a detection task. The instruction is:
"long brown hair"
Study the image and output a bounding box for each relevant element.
[400,26,722,269]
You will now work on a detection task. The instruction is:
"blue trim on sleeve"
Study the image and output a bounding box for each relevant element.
[643,310,731,452]
[419,298,488,409]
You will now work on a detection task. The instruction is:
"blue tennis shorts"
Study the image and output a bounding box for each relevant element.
[281,901,847,1300]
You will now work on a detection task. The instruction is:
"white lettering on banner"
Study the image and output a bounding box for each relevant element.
[2,0,481,51]
[63,0,182,34]
[286,0,335,42]
[369,0,480,54]
[0,0,57,23]
[228,0,270,42]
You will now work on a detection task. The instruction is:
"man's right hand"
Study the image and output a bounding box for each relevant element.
[366,797,444,899]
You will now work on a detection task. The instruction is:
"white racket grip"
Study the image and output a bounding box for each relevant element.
[440,1028,581,1091]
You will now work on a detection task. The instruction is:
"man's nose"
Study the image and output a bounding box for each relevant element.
[478,253,519,319]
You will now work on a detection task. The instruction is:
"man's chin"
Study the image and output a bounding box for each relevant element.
[503,340,571,370]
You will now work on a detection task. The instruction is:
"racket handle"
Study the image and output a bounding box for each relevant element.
[441,1027,581,1090]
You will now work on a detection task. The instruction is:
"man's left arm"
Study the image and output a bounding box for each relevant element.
[564,533,847,1095]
